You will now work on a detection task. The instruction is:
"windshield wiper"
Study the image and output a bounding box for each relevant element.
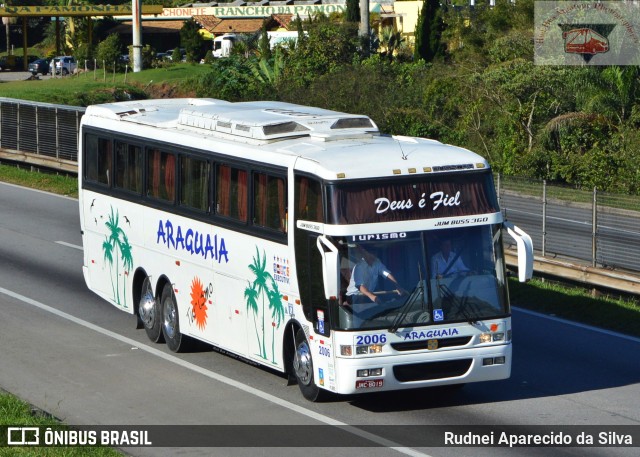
[389,263,426,333]
[389,285,420,333]
[438,283,477,324]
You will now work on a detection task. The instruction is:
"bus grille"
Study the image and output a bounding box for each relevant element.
[390,336,472,352]
[393,359,472,382]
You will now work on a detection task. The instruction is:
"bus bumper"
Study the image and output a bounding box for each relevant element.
[328,343,511,395]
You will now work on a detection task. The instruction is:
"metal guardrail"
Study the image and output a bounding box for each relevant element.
[498,175,640,275]
[0,98,639,293]
[0,97,84,173]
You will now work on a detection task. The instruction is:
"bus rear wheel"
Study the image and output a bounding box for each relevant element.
[293,329,325,402]
[161,283,190,352]
[139,277,164,343]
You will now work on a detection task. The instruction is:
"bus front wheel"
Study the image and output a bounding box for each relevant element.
[293,329,324,401]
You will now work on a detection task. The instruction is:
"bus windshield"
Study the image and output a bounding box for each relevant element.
[333,224,508,330]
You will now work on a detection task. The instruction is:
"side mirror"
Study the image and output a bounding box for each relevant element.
[504,221,534,282]
[316,235,339,299]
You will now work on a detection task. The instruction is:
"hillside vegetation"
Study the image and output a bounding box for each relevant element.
[193,1,640,194]
[2,0,639,194]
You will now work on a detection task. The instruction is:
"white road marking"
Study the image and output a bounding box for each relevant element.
[55,241,83,251]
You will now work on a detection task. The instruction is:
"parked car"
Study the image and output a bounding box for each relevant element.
[0,55,37,71]
[50,56,77,75]
[165,48,186,61]
[28,58,50,76]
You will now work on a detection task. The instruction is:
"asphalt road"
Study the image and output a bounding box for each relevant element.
[0,181,639,456]
[0,70,56,82]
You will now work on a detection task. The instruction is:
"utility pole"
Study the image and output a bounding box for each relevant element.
[359,0,369,54]
[132,0,142,72]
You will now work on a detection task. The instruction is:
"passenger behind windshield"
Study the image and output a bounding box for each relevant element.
[431,238,470,279]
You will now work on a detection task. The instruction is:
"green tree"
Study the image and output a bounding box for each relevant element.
[575,66,639,126]
[249,46,285,95]
[180,18,204,62]
[346,0,360,23]
[258,22,272,60]
[414,0,445,62]
[378,26,404,62]
[284,18,358,88]
[171,47,182,63]
[96,33,122,72]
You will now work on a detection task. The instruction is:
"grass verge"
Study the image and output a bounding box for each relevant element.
[0,63,211,105]
[0,164,77,198]
[0,390,122,456]
[509,277,640,338]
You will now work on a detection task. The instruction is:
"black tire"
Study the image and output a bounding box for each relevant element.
[160,283,190,352]
[140,278,164,343]
[293,329,325,401]
[62,68,69,75]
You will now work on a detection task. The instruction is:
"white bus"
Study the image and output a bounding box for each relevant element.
[78,98,533,401]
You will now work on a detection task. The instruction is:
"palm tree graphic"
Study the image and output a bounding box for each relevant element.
[267,277,285,364]
[247,247,273,359]
[102,207,133,308]
[244,280,262,357]
[245,246,290,361]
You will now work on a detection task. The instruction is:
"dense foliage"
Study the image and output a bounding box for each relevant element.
[192,0,640,194]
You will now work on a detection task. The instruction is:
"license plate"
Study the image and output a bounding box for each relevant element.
[355,379,384,389]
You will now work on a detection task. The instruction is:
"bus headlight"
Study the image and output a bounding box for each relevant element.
[356,344,383,355]
[480,332,505,343]
[342,344,385,356]
[340,345,352,356]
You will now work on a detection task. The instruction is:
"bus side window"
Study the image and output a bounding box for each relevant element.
[84,133,99,182]
[147,149,176,203]
[254,172,287,232]
[216,164,247,222]
[97,138,112,186]
[180,155,210,212]
[115,141,142,194]
[83,134,112,187]
[295,176,323,222]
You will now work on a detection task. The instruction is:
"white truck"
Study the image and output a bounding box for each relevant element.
[212,31,301,58]
[212,34,236,58]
